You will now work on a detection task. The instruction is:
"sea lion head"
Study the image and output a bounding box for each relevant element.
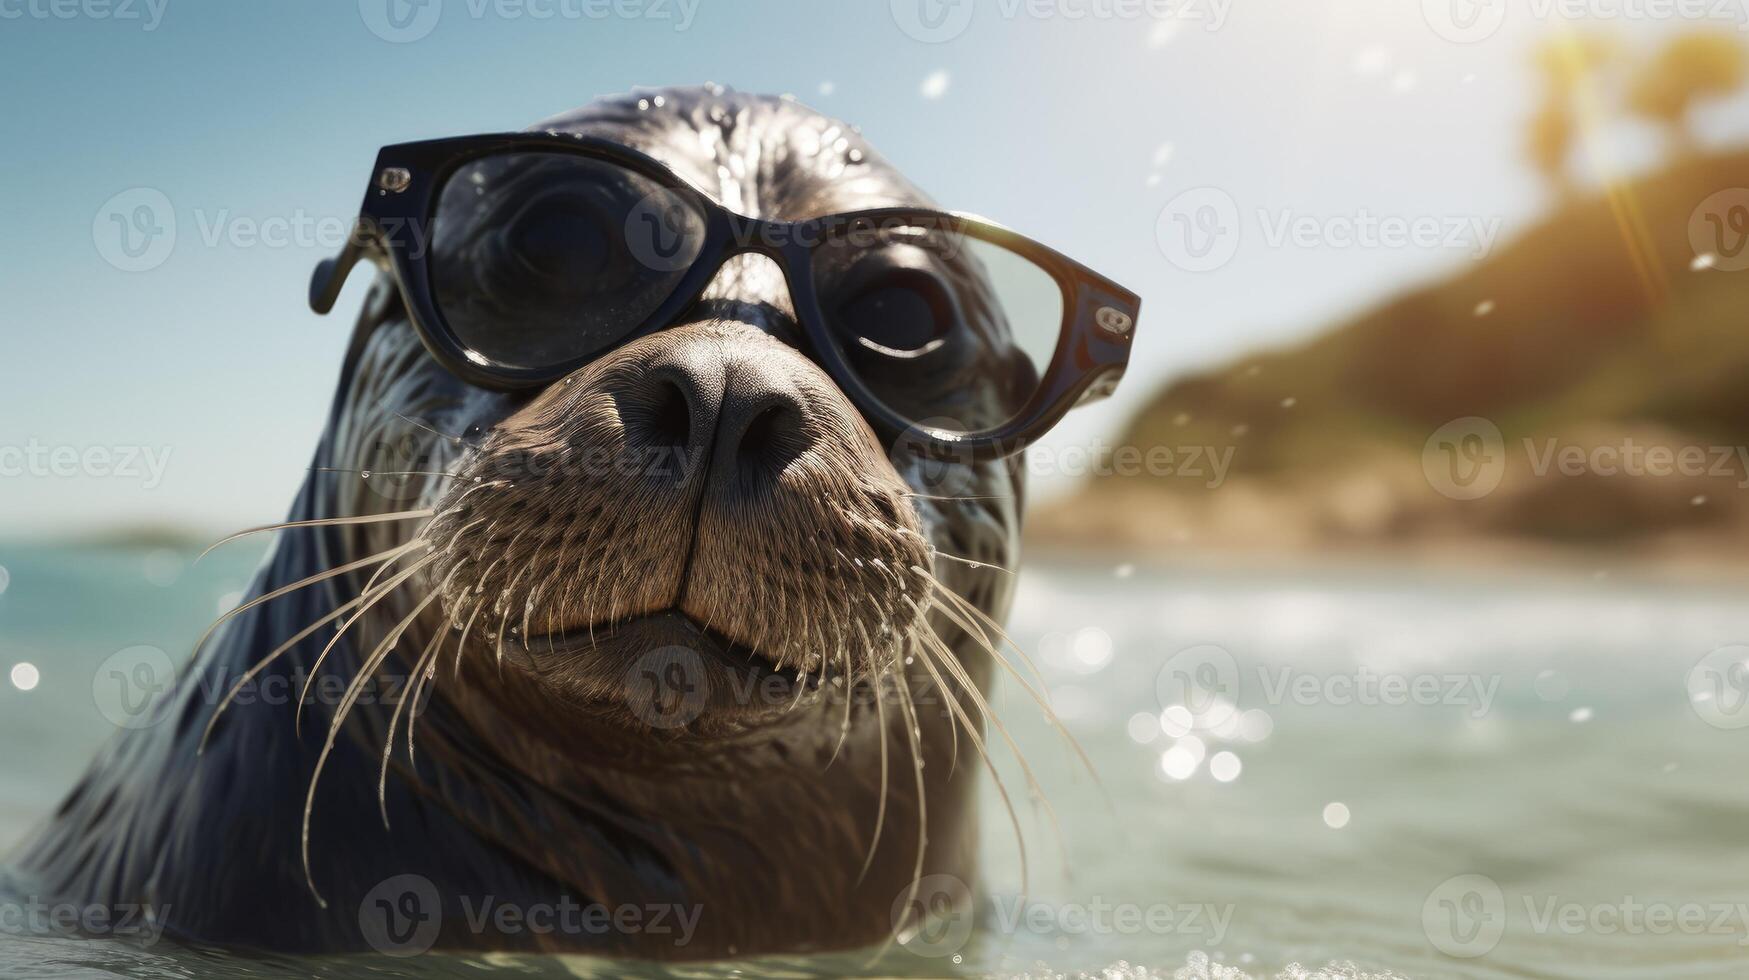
[327,86,1022,741]
[22,86,1060,962]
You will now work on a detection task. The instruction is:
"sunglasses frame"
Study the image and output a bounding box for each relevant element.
[310,132,1138,462]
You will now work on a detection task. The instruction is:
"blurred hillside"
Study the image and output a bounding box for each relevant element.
[1030,147,1749,560]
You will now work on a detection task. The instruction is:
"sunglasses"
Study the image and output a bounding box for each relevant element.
[310,132,1138,462]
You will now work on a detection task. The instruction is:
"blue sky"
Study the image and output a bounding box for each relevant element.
[3,0,1747,536]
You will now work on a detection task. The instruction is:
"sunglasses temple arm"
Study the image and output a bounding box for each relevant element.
[308,220,381,315]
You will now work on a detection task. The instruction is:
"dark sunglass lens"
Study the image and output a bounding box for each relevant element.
[811,221,1065,437]
[429,151,706,373]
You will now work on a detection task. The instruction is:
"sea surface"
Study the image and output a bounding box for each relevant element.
[2,541,1748,978]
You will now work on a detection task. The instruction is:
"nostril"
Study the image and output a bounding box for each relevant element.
[732,399,807,473]
[648,378,692,450]
[621,375,692,452]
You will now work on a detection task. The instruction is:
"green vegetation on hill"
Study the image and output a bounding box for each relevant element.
[1037,149,1749,556]
[1126,150,1749,479]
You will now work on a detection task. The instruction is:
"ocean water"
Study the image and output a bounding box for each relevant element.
[2,542,1749,978]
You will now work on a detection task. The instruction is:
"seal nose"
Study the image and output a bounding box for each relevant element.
[613,328,814,489]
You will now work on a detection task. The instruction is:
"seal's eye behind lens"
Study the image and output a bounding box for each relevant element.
[429,151,706,374]
[812,226,1063,436]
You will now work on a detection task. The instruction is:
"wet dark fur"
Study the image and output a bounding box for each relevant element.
[8,87,1022,959]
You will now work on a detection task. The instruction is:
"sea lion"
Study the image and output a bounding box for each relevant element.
[9,86,1080,960]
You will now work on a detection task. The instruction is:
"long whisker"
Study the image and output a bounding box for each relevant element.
[311,467,460,480]
[908,617,1030,897]
[295,554,435,734]
[930,550,1016,577]
[857,620,891,883]
[378,568,461,828]
[911,597,1056,805]
[410,592,484,759]
[197,594,366,755]
[191,540,420,657]
[301,586,442,908]
[926,590,1051,712]
[452,595,487,679]
[825,640,855,770]
[915,565,1050,701]
[197,511,433,561]
[929,615,1069,856]
[385,407,480,449]
[855,560,957,774]
[868,676,929,964]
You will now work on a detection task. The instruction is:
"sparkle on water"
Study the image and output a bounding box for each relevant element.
[1209,750,1242,783]
[9,662,39,692]
[5,553,1749,978]
[919,69,951,100]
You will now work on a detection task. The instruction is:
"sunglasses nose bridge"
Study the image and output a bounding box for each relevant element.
[676,250,804,336]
